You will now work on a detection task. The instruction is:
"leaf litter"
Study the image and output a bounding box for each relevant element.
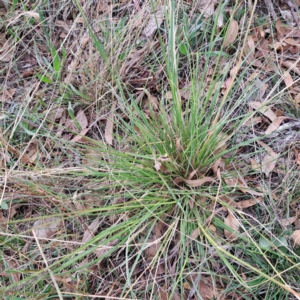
[2,0,300,298]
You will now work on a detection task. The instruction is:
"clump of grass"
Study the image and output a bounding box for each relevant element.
[1,0,300,299]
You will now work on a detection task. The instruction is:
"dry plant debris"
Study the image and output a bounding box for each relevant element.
[0,0,300,299]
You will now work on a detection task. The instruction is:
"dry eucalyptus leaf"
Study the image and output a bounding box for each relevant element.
[196,0,215,17]
[243,117,263,127]
[257,141,279,176]
[290,229,300,247]
[76,109,88,130]
[145,222,164,260]
[0,51,13,62]
[283,70,294,88]
[105,102,116,145]
[225,176,264,196]
[142,6,165,38]
[187,275,219,299]
[281,60,300,75]
[7,11,41,26]
[249,101,277,122]
[48,107,65,120]
[33,217,62,239]
[174,176,215,188]
[236,197,262,209]
[294,93,300,104]
[261,153,278,177]
[95,239,118,258]
[276,20,300,40]
[0,89,16,102]
[280,216,298,227]
[249,158,260,171]
[3,255,21,283]
[82,217,100,243]
[224,19,239,47]
[224,211,240,241]
[265,116,289,135]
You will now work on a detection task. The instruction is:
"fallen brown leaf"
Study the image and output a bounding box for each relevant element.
[186,275,220,299]
[257,141,279,177]
[105,102,116,145]
[265,116,289,135]
[281,60,300,75]
[174,176,215,188]
[3,255,21,283]
[225,176,264,196]
[82,217,101,243]
[145,221,164,264]
[249,101,277,122]
[249,158,260,171]
[276,20,300,40]
[224,19,239,47]
[283,70,294,88]
[33,217,62,239]
[240,196,262,207]
[290,229,300,247]
[224,210,240,241]
[76,109,88,130]
[280,215,298,226]
[0,89,16,102]
[142,6,165,38]
[7,11,41,26]
[196,0,215,17]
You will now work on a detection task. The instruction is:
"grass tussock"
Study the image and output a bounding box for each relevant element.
[0,0,300,299]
